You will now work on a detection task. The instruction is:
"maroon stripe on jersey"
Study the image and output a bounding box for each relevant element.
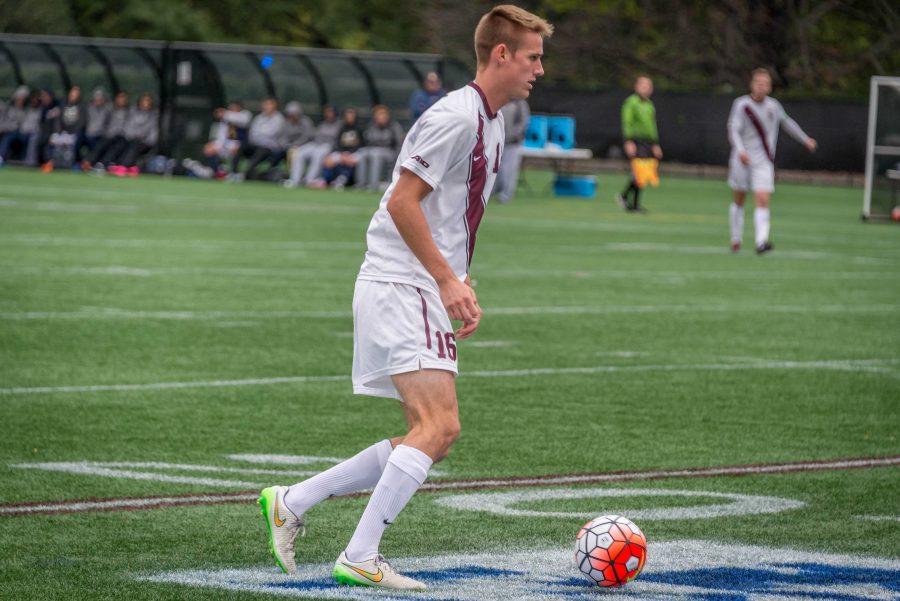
[417,287,432,349]
[465,114,488,268]
[467,81,497,120]
[743,105,774,163]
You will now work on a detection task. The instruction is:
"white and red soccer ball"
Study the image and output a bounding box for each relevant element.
[574,515,647,587]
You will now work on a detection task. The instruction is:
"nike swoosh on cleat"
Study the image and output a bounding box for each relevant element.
[348,565,384,583]
[273,495,286,527]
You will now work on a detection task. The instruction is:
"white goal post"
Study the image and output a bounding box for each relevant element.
[863,76,900,220]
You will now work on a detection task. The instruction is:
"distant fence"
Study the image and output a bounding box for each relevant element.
[0,33,471,162]
[529,86,867,173]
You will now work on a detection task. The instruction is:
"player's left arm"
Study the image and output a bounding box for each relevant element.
[386,170,481,329]
[455,274,480,339]
[779,106,817,152]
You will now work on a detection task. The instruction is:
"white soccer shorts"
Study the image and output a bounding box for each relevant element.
[728,156,774,193]
[352,279,458,400]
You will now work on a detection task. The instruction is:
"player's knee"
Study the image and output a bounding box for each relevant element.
[443,418,461,446]
[433,425,459,464]
[429,418,460,458]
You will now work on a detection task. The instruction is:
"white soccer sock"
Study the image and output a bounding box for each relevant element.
[283,439,393,518]
[754,207,770,247]
[343,444,433,563]
[729,203,744,244]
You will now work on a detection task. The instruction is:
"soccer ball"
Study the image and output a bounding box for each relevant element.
[891,206,900,222]
[574,515,647,587]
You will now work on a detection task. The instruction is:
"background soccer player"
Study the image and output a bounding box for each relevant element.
[258,5,553,591]
[617,76,663,212]
[727,68,817,254]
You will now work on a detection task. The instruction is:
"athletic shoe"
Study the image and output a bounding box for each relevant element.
[615,193,627,210]
[333,551,427,591]
[756,241,773,255]
[41,161,54,173]
[731,241,741,253]
[332,174,348,191]
[258,486,305,575]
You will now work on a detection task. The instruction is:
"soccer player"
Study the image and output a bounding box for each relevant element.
[616,76,662,212]
[727,68,817,254]
[258,4,552,591]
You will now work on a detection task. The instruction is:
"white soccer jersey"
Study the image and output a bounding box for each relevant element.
[357,82,505,294]
[727,95,810,165]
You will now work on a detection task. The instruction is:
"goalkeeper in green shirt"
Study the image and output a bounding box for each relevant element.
[617,76,663,212]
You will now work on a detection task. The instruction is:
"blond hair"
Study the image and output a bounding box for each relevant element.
[474,5,554,68]
[751,67,772,80]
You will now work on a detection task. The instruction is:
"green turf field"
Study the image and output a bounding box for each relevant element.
[1,167,898,600]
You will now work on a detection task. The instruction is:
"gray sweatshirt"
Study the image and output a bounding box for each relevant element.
[124,109,159,146]
[313,118,341,147]
[85,104,111,138]
[500,99,530,144]
[21,107,41,134]
[0,102,26,134]
[248,112,286,151]
[105,107,130,137]
[283,115,315,148]
[363,120,405,151]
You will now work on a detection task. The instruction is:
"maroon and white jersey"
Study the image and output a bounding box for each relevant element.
[357,82,505,294]
[727,95,810,165]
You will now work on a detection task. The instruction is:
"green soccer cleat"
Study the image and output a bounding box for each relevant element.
[333,551,427,591]
[258,485,305,574]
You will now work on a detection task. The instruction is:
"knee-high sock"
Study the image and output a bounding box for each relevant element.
[283,439,393,518]
[754,207,770,247]
[343,444,433,562]
[730,203,744,244]
[631,183,642,210]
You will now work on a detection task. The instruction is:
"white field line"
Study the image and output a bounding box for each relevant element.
[476,268,894,281]
[2,456,898,516]
[0,198,136,213]
[0,493,260,515]
[2,264,894,281]
[854,515,900,522]
[3,234,363,251]
[5,234,896,264]
[0,265,356,280]
[418,456,900,492]
[574,242,892,264]
[2,303,899,321]
[1,358,896,396]
[0,184,369,214]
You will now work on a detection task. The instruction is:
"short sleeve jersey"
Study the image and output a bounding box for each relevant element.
[357,82,505,295]
[727,95,810,165]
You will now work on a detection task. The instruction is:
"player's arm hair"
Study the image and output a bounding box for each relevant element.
[386,169,458,285]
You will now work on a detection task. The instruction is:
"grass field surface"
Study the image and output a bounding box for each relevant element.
[1,166,898,600]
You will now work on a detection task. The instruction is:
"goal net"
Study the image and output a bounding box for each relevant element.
[863,76,900,220]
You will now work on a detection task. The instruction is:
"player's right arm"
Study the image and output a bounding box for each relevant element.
[727,98,749,164]
[386,170,481,326]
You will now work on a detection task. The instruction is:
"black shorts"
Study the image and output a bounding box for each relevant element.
[630,140,655,159]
